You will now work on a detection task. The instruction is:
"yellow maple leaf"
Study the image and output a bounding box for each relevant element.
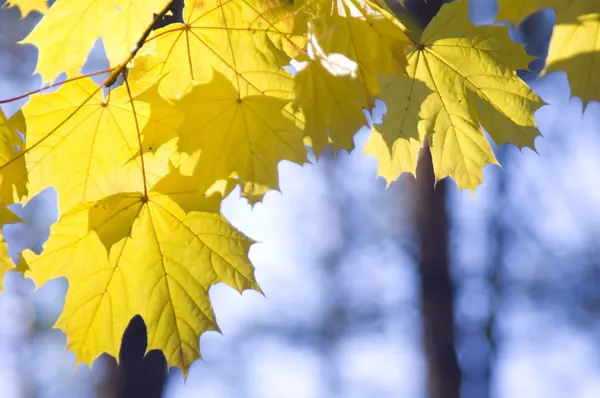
[3,0,48,16]
[126,0,310,201]
[21,78,181,214]
[292,32,369,155]
[363,70,430,181]
[497,0,600,105]
[365,0,543,190]
[133,0,303,100]
[304,0,411,102]
[24,175,259,373]
[8,75,259,372]
[290,0,410,155]
[175,71,306,203]
[21,0,171,82]
[293,60,367,155]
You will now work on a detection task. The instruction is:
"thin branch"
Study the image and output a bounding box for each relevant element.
[103,0,179,87]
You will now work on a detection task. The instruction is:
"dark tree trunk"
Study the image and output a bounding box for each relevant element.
[116,315,168,398]
[415,141,461,398]
[397,1,462,397]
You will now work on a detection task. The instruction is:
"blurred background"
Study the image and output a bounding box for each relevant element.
[2,0,600,397]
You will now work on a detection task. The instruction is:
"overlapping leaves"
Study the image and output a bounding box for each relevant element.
[1,0,305,373]
[0,0,590,376]
[11,74,263,373]
[21,0,173,82]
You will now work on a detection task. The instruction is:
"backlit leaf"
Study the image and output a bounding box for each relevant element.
[366,0,543,190]
[21,78,181,214]
[175,71,306,203]
[17,81,259,372]
[305,0,411,101]
[133,0,303,100]
[292,34,368,155]
[25,186,258,374]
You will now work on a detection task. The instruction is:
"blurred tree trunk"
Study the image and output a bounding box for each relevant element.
[400,1,462,397]
[415,141,461,398]
[116,315,167,398]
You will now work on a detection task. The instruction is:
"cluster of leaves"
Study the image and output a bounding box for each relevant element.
[0,0,596,374]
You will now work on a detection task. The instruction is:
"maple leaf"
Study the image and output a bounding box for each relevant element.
[174,71,306,203]
[132,0,303,100]
[20,78,181,214]
[21,0,172,82]
[290,0,410,155]
[497,0,600,106]
[128,0,308,201]
[24,171,259,373]
[301,0,411,102]
[365,0,543,190]
[292,31,369,155]
[3,0,48,16]
[7,76,259,372]
[363,71,430,181]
